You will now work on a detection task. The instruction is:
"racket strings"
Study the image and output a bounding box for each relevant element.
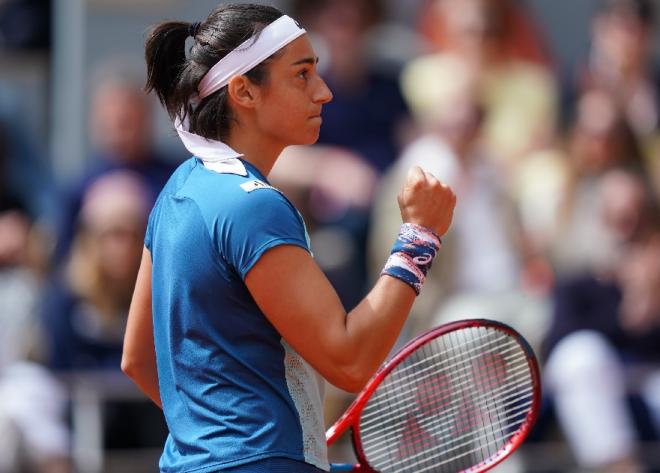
[367,398,533,471]
[360,361,531,445]
[373,329,505,384]
[360,354,528,429]
[403,417,532,473]
[362,387,533,460]
[450,329,497,472]
[455,328,508,472]
[361,335,522,413]
[358,327,535,473]
[368,330,531,472]
[359,337,528,427]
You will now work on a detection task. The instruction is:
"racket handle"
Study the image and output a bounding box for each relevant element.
[329,463,359,472]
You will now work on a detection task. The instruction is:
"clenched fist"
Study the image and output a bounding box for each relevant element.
[397,166,456,236]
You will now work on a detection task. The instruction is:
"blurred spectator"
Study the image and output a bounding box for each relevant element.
[565,0,658,139]
[54,69,175,264]
[401,0,558,174]
[42,171,167,450]
[510,149,568,272]
[291,0,410,174]
[550,89,647,277]
[0,0,50,50]
[545,168,660,472]
[0,364,70,473]
[370,59,548,347]
[0,96,55,222]
[0,124,69,473]
[416,0,553,67]
[44,171,149,371]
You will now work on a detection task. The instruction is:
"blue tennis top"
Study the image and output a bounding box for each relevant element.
[145,157,329,472]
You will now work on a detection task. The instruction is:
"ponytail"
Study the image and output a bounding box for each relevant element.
[144,21,190,120]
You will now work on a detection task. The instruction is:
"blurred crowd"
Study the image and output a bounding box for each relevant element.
[2,0,660,471]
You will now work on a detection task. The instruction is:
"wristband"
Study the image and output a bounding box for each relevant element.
[381,223,441,295]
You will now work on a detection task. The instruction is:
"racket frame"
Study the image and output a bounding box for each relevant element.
[326,318,542,473]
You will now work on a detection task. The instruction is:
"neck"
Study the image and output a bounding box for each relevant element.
[226,121,284,177]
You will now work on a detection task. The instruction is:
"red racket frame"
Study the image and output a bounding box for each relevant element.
[326,319,542,473]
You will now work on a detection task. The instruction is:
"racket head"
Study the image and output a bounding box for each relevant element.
[327,319,541,473]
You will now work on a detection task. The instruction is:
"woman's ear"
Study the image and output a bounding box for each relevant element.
[227,76,259,110]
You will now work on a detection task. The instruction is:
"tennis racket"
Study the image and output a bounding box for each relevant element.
[327,319,541,473]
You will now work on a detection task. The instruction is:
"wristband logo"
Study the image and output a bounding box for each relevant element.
[412,253,433,265]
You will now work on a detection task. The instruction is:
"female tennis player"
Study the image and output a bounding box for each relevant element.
[121,4,455,472]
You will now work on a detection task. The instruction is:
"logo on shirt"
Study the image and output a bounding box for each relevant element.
[240,180,274,193]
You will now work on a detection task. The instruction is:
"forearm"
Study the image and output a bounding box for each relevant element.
[322,223,441,390]
[342,275,416,383]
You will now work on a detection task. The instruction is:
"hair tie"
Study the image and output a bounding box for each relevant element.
[188,21,201,38]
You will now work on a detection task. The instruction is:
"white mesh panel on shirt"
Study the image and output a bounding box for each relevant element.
[281,339,329,471]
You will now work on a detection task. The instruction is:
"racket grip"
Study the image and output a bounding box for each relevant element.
[329,463,359,472]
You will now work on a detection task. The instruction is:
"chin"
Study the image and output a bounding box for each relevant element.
[305,135,321,145]
[291,133,321,146]
[305,127,322,144]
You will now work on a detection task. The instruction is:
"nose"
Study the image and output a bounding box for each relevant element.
[313,75,333,105]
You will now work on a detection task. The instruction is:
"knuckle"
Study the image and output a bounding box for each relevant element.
[425,170,438,180]
[408,177,424,190]
[408,167,426,184]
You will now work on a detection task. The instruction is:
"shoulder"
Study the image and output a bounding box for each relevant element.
[177,163,300,223]
[152,157,197,199]
[225,178,299,220]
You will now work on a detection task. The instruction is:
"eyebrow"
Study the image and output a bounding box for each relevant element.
[290,56,319,66]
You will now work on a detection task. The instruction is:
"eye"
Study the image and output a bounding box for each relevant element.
[297,69,309,80]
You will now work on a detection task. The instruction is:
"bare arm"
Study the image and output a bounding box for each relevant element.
[122,247,162,408]
[246,167,455,393]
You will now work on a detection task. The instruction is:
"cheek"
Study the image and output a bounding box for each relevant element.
[261,98,320,144]
[260,97,293,130]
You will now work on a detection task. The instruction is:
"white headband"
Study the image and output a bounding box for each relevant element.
[175,15,306,167]
[198,15,306,99]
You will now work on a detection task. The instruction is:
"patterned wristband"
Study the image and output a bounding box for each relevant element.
[381,223,441,295]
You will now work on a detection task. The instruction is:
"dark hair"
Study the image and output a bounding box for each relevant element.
[145,4,284,141]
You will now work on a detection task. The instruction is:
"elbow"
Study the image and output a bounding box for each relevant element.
[328,363,373,394]
[120,356,133,378]
[121,353,139,381]
[337,378,368,394]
